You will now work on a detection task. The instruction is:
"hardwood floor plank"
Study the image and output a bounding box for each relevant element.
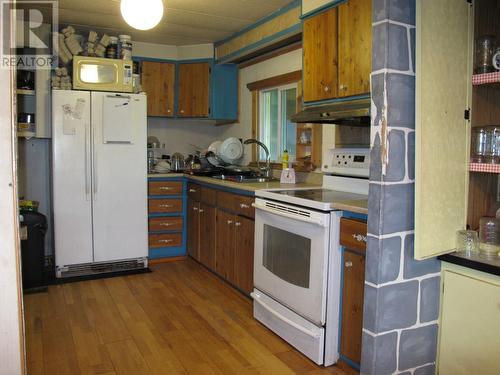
[25,259,351,375]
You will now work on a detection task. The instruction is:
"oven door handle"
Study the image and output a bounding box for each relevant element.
[251,292,321,339]
[251,202,327,227]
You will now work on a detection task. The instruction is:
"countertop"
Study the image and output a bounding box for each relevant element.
[439,251,500,277]
[148,173,368,215]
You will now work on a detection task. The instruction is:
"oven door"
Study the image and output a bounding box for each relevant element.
[253,198,331,326]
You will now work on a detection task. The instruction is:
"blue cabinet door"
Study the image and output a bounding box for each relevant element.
[210,63,238,121]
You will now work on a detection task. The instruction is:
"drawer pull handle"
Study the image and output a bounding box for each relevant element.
[345,261,353,268]
[227,220,233,225]
[235,222,241,227]
[159,223,172,226]
[189,188,197,193]
[159,204,173,208]
[240,203,250,209]
[159,239,173,243]
[352,233,367,243]
[199,209,204,213]
[193,207,198,211]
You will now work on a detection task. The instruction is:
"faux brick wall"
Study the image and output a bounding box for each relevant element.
[361,1,441,374]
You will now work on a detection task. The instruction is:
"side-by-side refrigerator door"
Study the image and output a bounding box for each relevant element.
[52,90,94,269]
[91,92,148,262]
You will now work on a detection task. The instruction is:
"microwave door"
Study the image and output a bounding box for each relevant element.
[254,204,330,326]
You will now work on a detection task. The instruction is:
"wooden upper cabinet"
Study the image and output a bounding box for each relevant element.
[141,61,175,117]
[178,63,210,117]
[338,0,372,97]
[303,7,338,102]
[302,0,372,102]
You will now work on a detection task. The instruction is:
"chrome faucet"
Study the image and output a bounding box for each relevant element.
[244,139,271,178]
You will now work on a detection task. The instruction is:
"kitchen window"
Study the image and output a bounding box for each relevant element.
[258,83,297,162]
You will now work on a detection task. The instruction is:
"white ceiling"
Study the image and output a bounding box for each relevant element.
[50,0,294,46]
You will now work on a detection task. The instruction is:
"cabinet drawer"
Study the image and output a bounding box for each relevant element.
[148,199,182,213]
[149,233,182,248]
[216,190,237,212]
[201,186,216,206]
[149,217,183,232]
[149,181,183,195]
[340,218,367,253]
[235,195,255,218]
[187,183,201,200]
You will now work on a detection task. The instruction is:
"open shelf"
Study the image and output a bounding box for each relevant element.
[469,162,500,174]
[472,72,500,88]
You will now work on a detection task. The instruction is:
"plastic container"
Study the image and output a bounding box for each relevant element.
[119,34,132,60]
[479,217,500,258]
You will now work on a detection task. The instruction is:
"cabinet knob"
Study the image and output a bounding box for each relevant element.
[227,220,233,225]
[180,109,185,114]
[339,84,348,91]
[235,222,241,227]
[193,207,198,211]
[240,203,250,209]
[345,261,353,268]
[167,109,171,113]
[189,188,197,193]
[324,85,330,92]
[199,209,204,213]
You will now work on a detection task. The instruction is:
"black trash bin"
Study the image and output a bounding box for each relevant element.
[20,210,47,290]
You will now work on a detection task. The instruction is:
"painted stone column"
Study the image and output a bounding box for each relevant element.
[361,1,441,374]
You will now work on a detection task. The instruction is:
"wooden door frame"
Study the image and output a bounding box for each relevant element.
[0,7,26,373]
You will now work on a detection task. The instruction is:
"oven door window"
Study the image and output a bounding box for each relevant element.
[263,224,311,288]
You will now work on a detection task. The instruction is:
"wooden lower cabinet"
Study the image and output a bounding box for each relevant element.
[199,202,216,270]
[234,215,254,295]
[340,249,365,364]
[187,199,200,260]
[187,183,254,296]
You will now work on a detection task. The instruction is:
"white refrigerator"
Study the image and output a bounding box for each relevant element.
[52,90,148,278]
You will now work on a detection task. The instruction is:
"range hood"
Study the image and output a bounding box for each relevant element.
[290,97,370,126]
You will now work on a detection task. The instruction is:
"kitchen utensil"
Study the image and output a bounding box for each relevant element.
[171,152,184,172]
[470,125,500,163]
[479,217,500,258]
[220,137,244,164]
[493,47,500,70]
[207,140,222,166]
[455,229,479,256]
[475,35,496,74]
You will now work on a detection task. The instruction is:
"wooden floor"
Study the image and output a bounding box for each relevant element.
[24,259,351,375]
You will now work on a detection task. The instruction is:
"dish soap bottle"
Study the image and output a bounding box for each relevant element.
[282,149,289,169]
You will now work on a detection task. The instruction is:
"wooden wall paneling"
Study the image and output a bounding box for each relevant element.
[337,0,372,97]
[246,70,302,91]
[216,6,301,60]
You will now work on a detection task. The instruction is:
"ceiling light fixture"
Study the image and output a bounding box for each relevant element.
[120,0,164,30]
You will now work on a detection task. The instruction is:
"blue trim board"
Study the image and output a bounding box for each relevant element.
[303,93,370,107]
[149,246,186,259]
[300,0,347,20]
[342,211,367,221]
[214,0,301,47]
[217,24,302,63]
[339,355,361,371]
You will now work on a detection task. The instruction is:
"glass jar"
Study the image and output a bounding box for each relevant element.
[471,125,500,163]
[119,34,132,60]
[475,35,496,74]
[106,36,118,59]
[479,217,500,258]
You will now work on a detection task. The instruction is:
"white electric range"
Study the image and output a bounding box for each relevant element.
[251,149,369,366]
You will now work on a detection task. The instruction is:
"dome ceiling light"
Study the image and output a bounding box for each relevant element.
[120,0,164,30]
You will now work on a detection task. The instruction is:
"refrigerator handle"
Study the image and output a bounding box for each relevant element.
[84,123,90,200]
[92,131,98,200]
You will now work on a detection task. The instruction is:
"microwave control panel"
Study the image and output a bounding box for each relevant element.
[322,148,370,177]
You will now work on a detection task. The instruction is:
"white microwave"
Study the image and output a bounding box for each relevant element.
[73,56,133,93]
